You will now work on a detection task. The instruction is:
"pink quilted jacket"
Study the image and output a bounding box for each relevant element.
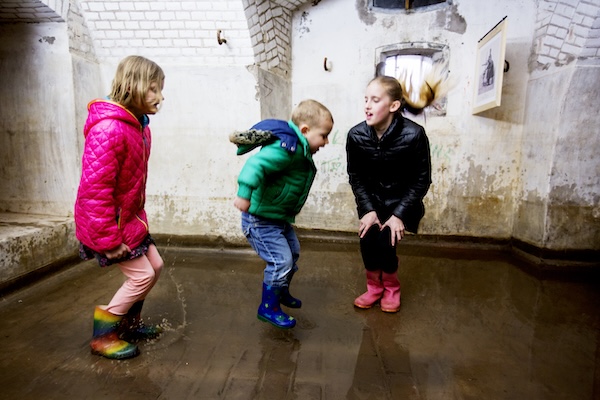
[74,99,152,253]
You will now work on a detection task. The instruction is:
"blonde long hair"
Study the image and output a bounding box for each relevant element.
[374,62,452,115]
[108,55,165,112]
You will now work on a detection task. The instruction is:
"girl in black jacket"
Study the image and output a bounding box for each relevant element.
[346,73,441,312]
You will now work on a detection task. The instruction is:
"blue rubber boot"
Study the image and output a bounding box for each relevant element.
[257,283,296,329]
[280,270,302,308]
[280,286,302,308]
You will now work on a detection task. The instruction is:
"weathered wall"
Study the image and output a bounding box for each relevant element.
[291,0,535,241]
[0,23,80,216]
[143,65,260,241]
[518,65,600,251]
[516,0,600,251]
[0,0,598,256]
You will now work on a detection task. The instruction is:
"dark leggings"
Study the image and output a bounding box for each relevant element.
[360,225,398,274]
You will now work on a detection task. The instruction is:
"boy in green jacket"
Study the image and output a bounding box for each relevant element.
[231,99,334,329]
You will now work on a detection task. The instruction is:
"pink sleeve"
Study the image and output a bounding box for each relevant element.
[76,121,123,252]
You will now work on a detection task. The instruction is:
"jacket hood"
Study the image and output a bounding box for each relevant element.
[232,119,300,156]
[84,99,143,138]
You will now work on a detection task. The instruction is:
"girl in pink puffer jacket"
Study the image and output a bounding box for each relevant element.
[74,55,165,360]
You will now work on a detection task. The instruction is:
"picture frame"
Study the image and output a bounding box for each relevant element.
[472,17,508,114]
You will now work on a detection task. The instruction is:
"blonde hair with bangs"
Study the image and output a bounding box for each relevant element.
[109,55,165,112]
[291,99,334,128]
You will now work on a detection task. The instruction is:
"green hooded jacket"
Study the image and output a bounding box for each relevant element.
[235,120,316,223]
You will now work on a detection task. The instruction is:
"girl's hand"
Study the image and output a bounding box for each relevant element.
[382,215,405,246]
[233,196,251,212]
[358,211,381,238]
[105,243,132,260]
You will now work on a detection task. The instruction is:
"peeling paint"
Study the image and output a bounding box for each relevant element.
[39,36,55,44]
[355,0,376,26]
[435,4,466,34]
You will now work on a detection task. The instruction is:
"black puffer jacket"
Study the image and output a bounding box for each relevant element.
[346,115,432,233]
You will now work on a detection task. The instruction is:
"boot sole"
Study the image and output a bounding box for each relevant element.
[280,303,302,309]
[91,347,140,360]
[353,302,375,309]
[257,315,296,329]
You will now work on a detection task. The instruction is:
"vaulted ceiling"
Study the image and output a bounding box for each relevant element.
[0,0,321,24]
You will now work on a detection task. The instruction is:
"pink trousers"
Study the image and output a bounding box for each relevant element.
[106,244,164,315]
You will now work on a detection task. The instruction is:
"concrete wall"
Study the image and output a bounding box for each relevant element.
[291,0,535,241]
[0,23,81,216]
[0,0,598,259]
[516,0,600,252]
[518,64,600,251]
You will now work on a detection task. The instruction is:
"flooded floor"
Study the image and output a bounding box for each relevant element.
[0,240,598,399]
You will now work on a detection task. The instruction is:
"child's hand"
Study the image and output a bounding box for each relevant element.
[358,211,381,238]
[233,196,251,212]
[382,215,405,246]
[105,243,132,260]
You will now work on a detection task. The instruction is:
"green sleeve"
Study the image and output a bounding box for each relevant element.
[237,143,292,197]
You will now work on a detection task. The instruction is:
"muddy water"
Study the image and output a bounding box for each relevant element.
[0,243,598,399]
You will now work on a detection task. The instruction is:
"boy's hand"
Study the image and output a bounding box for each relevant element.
[105,243,131,259]
[233,197,251,212]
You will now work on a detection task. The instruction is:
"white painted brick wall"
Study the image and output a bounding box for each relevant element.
[68,0,96,59]
[535,0,600,68]
[0,0,65,23]
[67,0,301,75]
[78,0,256,65]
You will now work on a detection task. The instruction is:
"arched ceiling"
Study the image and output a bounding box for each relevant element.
[271,0,320,11]
[0,0,320,24]
[0,0,64,23]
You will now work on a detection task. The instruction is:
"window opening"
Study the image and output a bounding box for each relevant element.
[384,54,433,105]
[373,0,447,10]
[376,43,449,116]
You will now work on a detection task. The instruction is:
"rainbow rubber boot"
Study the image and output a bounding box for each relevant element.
[90,306,139,359]
[119,300,163,342]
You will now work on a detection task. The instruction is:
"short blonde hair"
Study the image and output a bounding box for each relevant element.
[109,55,165,111]
[291,99,333,128]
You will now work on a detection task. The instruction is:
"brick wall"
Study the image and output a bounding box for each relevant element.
[74,0,308,76]
[68,0,96,60]
[534,0,600,68]
[243,0,292,77]
[77,0,253,65]
[0,0,67,22]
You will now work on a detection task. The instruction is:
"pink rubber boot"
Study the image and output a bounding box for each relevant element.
[354,270,384,309]
[380,272,401,313]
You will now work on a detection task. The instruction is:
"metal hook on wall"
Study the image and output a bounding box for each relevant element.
[217,30,227,45]
[323,57,332,71]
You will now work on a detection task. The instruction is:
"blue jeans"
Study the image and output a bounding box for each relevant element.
[241,212,299,287]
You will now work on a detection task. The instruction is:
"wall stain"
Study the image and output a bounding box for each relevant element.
[38,36,55,44]
[435,4,466,34]
[356,0,376,26]
[297,11,311,37]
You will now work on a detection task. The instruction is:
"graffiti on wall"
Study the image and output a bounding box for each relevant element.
[430,143,454,163]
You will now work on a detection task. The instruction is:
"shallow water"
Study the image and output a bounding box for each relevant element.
[0,242,598,399]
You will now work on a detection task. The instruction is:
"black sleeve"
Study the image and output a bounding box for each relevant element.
[346,129,375,218]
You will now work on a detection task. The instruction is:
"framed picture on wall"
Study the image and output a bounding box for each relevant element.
[472,17,507,114]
